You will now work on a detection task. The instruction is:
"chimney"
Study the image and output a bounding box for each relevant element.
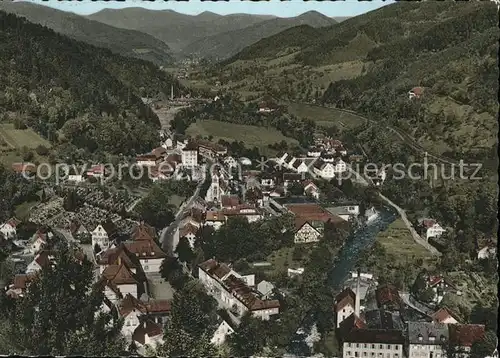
[354,269,361,317]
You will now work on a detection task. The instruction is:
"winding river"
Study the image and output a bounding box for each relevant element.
[288,206,398,356]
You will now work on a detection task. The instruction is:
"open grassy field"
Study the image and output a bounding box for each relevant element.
[376,219,433,264]
[0,123,51,149]
[286,102,367,130]
[265,245,312,277]
[186,119,298,155]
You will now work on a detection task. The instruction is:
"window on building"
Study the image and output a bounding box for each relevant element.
[144,265,149,271]
[355,352,359,357]
[379,344,383,349]
[372,345,375,349]
[387,345,391,350]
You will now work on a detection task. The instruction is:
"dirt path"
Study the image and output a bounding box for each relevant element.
[153,104,189,130]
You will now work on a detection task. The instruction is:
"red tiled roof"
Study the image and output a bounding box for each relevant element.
[449,324,485,347]
[125,239,166,260]
[5,217,21,228]
[34,250,56,268]
[98,244,140,269]
[221,195,240,208]
[102,264,139,285]
[136,154,157,161]
[145,299,171,314]
[131,223,156,242]
[132,320,163,345]
[336,288,356,312]
[165,153,181,165]
[199,259,231,279]
[422,219,438,228]
[410,87,424,96]
[431,307,459,323]
[11,163,36,173]
[180,223,199,238]
[286,204,344,229]
[375,284,401,307]
[205,211,226,222]
[87,164,105,174]
[12,273,37,289]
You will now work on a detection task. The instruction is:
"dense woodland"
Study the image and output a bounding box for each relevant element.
[0,11,185,156]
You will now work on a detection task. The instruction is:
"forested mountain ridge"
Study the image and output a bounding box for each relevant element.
[181,11,337,60]
[218,1,498,160]
[0,11,185,156]
[0,1,173,66]
[88,8,276,52]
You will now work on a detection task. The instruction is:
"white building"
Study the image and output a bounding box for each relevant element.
[181,143,198,168]
[335,288,356,328]
[326,205,360,222]
[210,318,235,346]
[198,259,280,321]
[313,160,335,180]
[136,154,158,167]
[419,218,446,241]
[91,222,117,251]
[0,218,19,239]
[124,239,166,274]
[407,322,449,358]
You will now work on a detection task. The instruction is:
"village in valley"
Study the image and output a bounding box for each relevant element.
[0,1,498,357]
[0,89,497,357]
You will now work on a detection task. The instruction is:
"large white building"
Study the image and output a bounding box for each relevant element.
[407,322,449,358]
[198,259,280,321]
[181,142,198,168]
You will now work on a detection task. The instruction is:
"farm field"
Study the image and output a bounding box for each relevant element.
[376,218,433,265]
[186,119,298,155]
[285,102,366,129]
[0,123,51,149]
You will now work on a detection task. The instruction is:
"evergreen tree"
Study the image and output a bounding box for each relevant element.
[0,243,126,356]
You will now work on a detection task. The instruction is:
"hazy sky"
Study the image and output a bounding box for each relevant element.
[20,0,394,17]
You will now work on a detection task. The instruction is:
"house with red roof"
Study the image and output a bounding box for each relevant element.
[431,307,459,324]
[418,218,446,241]
[303,180,320,200]
[132,319,164,353]
[408,86,425,99]
[198,259,280,321]
[285,203,345,243]
[86,164,106,178]
[25,250,56,274]
[448,323,486,356]
[0,217,20,239]
[375,284,402,311]
[98,263,146,304]
[335,288,356,328]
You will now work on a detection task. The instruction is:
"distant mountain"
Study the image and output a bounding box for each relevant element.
[88,8,275,52]
[0,1,173,66]
[220,1,498,159]
[181,10,337,59]
[0,10,185,155]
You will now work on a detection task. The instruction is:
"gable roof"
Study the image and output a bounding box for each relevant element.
[132,320,163,345]
[375,284,401,307]
[102,264,139,285]
[335,288,356,312]
[286,203,345,230]
[180,223,199,238]
[221,195,240,208]
[131,223,156,242]
[407,322,449,345]
[199,259,231,279]
[98,244,140,269]
[431,307,460,323]
[124,239,166,260]
[448,324,485,347]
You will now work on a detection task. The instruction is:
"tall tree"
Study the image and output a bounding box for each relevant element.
[0,243,126,356]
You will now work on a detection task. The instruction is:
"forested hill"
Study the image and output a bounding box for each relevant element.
[0,11,185,155]
[0,1,173,66]
[221,1,498,161]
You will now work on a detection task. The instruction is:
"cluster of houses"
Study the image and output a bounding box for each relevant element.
[335,273,490,358]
